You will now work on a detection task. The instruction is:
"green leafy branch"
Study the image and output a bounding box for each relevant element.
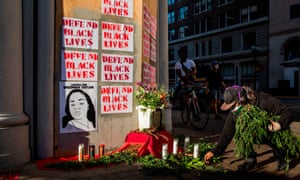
[234,104,300,171]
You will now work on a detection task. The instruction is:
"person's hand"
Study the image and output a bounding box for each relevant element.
[268,120,281,132]
[204,151,214,164]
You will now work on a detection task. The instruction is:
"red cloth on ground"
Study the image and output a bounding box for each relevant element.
[116,129,174,158]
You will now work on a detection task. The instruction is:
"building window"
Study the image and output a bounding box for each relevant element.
[241,5,258,23]
[168,0,175,6]
[218,0,233,6]
[178,26,188,38]
[169,49,175,61]
[168,11,175,24]
[221,37,232,53]
[219,13,226,28]
[201,19,207,33]
[195,1,200,14]
[195,0,212,14]
[207,41,212,55]
[168,29,175,41]
[207,17,212,31]
[201,42,206,56]
[200,17,213,33]
[241,62,254,77]
[243,32,256,50]
[221,63,234,77]
[290,4,300,19]
[284,39,300,60]
[195,43,199,57]
[194,21,200,34]
[179,6,189,20]
[218,12,235,28]
[207,0,212,10]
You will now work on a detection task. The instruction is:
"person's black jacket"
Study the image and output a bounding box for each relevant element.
[212,92,293,156]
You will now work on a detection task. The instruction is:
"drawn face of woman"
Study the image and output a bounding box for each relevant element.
[69,92,88,120]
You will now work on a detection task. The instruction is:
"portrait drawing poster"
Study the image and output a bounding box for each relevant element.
[59,81,98,134]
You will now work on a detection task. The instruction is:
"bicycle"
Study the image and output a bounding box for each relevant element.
[179,83,210,130]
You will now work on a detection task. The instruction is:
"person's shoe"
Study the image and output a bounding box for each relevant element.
[238,158,257,171]
[278,161,288,171]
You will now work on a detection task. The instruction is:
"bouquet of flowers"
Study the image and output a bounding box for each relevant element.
[135,81,169,110]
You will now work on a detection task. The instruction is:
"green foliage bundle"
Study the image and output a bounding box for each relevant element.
[45,152,138,171]
[234,104,300,171]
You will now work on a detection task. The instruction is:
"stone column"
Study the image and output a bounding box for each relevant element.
[159,0,172,132]
[0,0,30,168]
[36,0,55,159]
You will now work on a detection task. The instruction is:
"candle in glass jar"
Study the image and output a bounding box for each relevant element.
[184,136,190,148]
[78,144,84,162]
[173,138,178,154]
[193,144,199,158]
[99,144,105,158]
[162,143,168,159]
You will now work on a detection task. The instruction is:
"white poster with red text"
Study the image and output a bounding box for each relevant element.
[101,53,134,82]
[102,0,133,18]
[61,50,98,81]
[62,17,99,50]
[101,21,134,52]
[100,85,133,114]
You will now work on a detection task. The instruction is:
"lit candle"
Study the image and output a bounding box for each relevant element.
[78,144,84,162]
[184,136,190,152]
[173,138,178,154]
[99,144,105,158]
[162,143,168,159]
[193,144,199,158]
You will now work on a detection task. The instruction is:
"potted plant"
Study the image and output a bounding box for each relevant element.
[135,81,169,130]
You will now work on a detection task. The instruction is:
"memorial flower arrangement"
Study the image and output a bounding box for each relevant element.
[135,81,169,110]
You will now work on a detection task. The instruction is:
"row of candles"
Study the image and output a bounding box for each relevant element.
[78,136,198,161]
[78,143,105,162]
[162,136,199,159]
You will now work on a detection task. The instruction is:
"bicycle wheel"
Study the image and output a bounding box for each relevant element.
[180,105,190,125]
[190,98,209,130]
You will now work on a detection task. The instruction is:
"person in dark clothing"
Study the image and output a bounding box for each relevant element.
[206,61,226,119]
[171,47,197,105]
[204,85,293,171]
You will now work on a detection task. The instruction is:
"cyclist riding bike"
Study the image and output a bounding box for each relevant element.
[172,47,197,105]
[170,48,209,130]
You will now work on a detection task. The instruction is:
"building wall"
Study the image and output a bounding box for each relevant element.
[269,0,300,95]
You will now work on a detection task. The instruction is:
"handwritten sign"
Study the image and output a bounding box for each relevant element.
[101,53,134,82]
[59,81,98,134]
[143,62,156,86]
[62,17,99,49]
[61,50,98,81]
[101,21,134,51]
[102,0,133,17]
[100,85,133,114]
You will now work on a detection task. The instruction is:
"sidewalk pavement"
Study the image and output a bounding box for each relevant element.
[2,110,300,180]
